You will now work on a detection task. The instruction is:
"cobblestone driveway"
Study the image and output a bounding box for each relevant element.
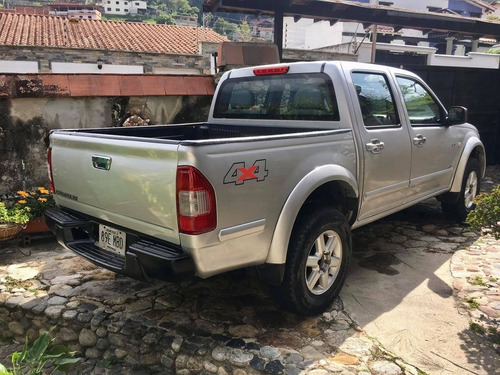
[0,167,499,375]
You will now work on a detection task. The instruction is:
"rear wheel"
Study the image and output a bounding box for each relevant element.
[273,207,351,315]
[442,158,480,221]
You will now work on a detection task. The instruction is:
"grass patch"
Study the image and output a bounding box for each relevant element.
[470,276,487,286]
[465,297,480,309]
[1,276,33,292]
[100,355,117,368]
[470,322,485,334]
[491,335,500,345]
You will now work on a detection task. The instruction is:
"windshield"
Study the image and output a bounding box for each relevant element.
[213,73,339,121]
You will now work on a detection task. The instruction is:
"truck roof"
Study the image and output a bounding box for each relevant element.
[223,61,419,81]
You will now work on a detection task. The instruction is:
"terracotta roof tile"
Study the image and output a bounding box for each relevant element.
[0,12,227,55]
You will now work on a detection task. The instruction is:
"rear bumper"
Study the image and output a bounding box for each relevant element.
[45,207,195,282]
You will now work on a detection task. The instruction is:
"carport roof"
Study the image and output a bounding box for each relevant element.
[203,0,500,40]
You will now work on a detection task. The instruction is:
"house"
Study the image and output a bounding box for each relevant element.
[173,14,198,27]
[0,12,227,75]
[47,3,102,20]
[101,0,147,16]
[2,2,103,20]
[283,0,499,68]
[0,12,227,192]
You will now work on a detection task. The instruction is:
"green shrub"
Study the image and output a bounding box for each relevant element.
[0,330,80,375]
[466,185,500,239]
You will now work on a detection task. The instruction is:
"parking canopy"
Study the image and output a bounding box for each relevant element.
[203,0,500,53]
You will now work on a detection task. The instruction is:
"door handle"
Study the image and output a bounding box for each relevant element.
[413,134,427,148]
[92,155,112,171]
[365,139,385,154]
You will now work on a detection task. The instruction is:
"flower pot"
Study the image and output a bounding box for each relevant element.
[0,223,23,241]
[21,218,50,234]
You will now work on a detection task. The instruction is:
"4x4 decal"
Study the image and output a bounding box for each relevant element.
[224,159,269,185]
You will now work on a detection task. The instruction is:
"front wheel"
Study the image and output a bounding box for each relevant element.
[273,207,352,315]
[442,158,481,221]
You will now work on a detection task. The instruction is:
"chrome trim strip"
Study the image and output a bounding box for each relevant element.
[218,219,266,242]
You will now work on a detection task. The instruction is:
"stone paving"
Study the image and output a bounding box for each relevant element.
[0,166,499,374]
[450,166,500,351]
[0,241,419,375]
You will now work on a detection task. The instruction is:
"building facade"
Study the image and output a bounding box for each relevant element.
[101,0,147,16]
[0,12,226,75]
[283,0,499,67]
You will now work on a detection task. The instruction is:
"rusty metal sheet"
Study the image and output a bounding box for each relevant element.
[68,75,94,97]
[95,75,121,96]
[140,76,167,96]
[163,76,188,96]
[14,75,43,98]
[203,76,216,96]
[0,76,15,98]
[118,76,144,96]
[40,75,70,97]
[184,76,208,95]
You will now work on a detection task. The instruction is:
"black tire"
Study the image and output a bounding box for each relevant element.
[273,207,352,316]
[442,158,481,222]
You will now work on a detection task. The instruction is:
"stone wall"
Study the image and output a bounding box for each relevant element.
[0,42,220,75]
[282,49,357,62]
[0,94,211,194]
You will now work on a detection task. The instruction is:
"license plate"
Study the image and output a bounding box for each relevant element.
[98,225,126,256]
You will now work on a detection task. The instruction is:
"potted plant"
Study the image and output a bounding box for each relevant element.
[16,188,55,233]
[0,202,31,241]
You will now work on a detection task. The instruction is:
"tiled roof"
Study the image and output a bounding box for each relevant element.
[0,12,227,55]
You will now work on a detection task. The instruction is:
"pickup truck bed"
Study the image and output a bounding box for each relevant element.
[58,123,326,142]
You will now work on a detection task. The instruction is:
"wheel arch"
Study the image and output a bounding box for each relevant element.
[265,165,358,266]
[450,137,486,193]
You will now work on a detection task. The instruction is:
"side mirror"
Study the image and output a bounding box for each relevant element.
[446,106,468,126]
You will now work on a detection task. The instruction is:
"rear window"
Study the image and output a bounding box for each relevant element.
[213,73,339,121]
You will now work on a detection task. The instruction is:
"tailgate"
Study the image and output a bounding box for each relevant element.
[50,133,180,244]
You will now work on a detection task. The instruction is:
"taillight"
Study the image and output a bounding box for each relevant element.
[253,66,289,76]
[176,166,216,235]
[47,147,55,193]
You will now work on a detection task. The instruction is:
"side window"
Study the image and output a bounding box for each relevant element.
[352,72,399,128]
[396,76,442,125]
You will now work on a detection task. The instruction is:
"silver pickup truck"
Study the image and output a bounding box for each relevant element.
[46,61,485,315]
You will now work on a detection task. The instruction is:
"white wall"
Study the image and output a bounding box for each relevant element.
[51,62,144,74]
[356,42,500,69]
[0,60,38,73]
[152,67,201,75]
[102,0,146,15]
[390,0,448,11]
[284,17,343,49]
[430,52,500,68]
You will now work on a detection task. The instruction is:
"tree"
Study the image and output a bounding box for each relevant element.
[157,14,176,25]
[239,20,252,41]
[213,18,239,39]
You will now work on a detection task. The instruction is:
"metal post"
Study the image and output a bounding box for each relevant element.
[274,9,284,62]
[371,24,378,63]
[471,39,479,52]
[446,36,455,55]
